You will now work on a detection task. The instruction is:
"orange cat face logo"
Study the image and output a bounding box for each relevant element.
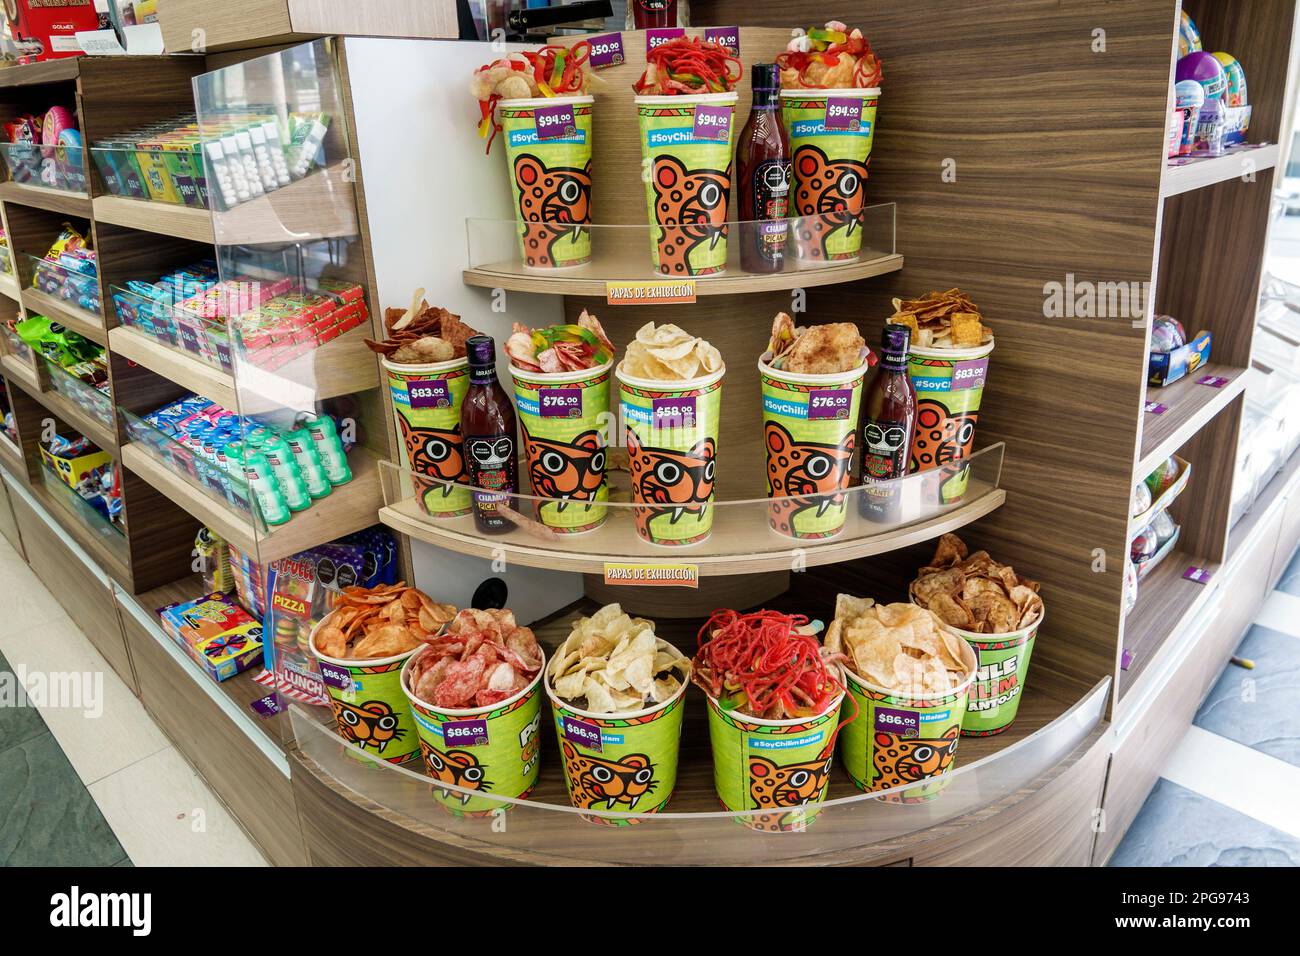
[748,752,834,818]
[911,399,976,471]
[765,421,855,536]
[651,155,731,276]
[872,726,961,791]
[792,144,868,262]
[514,154,591,268]
[420,739,492,805]
[400,415,464,503]
[561,741,657,811]
[331,699,406,754]
[626,430,715,536]
[522,423,605,509]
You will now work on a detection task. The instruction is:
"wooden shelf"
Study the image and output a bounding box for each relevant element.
[1161,143,1281,198]
[464,251,905,298]
[110,325,238,409]
[0,352,40,393]
[122,442,382,564]
[1138,363,1249,476]
[2,359,116,452]
[0,57,80,89]
[0,431,23,476]
[27,469,132,586]
[380,480,1006,577]
[92,195,213,244]
[0,180,92,217]
[1120,548,1221,699]
[20,287,107,346]
[0,273,19,302]
[210,162,359,246]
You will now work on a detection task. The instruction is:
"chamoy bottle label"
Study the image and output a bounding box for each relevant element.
[751,158,791,265]
[465,433,516,529]
[862,419,910,480]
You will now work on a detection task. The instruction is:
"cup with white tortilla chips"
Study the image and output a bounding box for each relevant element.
[544,604,691,824]
[759,312,869,539]
[825,593,977,803]
[889,290,995,500]
[368,291,481,518]
[616,322,724,546]
[309,583,457,767]
[507,311,615,534]
[909,533,1044,736]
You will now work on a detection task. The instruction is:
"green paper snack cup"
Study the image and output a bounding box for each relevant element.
[781,88,879,265]
[510,358,613,533]
[907,340,994,503]
[544,669,687,826]
[499,95,594,270]
[759,353,867,540]
[310,632,422,767]
[635,92,738,277]
[941,608,1043,737]
[383,357,472,518]
[704,692,844,832]
[400,648,544,816]
[838,649,976,804]
[616,362,724,546]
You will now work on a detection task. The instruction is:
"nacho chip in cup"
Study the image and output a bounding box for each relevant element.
[544,671,687,825]
[617,361,724,546]
[310,629,422,766]
[400,647,544,816]
[781,88,879,265]
[907,339,994,501]
[838,647,975,803]
[942,608,1043,737]
[636,92,738,277]
[704,692,843,832]
[499,96,594,269]
[759,353,867,539]
[511,358,612,534]
[383,357,472,518]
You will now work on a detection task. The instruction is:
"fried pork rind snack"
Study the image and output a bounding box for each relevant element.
[824,594,973,696]
[910,533,1044,634]
[406,608,545,709]
[547,604,690,714]
[621,321,723,381]
[312,583,456,661]
[888,288,993,351]
[364,287,480,363]
[472,41,597,153]
[777,22,884,90]
[764,311,867,374]
[505,310,615,373]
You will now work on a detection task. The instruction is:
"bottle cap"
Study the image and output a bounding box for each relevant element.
[752,63,780,92]
[467,334,496,367]
[883,323,912,353]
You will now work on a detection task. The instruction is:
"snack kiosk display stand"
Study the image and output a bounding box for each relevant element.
[0,0,1295,866]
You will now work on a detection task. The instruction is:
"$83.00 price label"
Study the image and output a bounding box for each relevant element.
[407,379,451,409]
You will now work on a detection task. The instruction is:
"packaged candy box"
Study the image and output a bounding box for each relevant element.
[1149,329,1212,387]
[157,592,265,683]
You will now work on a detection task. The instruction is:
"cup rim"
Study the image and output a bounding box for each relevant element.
[758,351,869,386]
[615,361,726,391]
[908,338,995,361]
[704,688,845,727]
[542,646,690,721]
[381,356,469,374]
[634,92,739,106]
[840,650,978,701]
[509,356,615,384]
[779,87,881,99]
[498,94,595,109]
[917,600,1045,645]
[399,643,546,717]
[307,618,423,669]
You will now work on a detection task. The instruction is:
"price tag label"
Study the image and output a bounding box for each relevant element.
[562,715,604,752]
[588,32,625,68]
[950,359,988,391]
[824,96,864,131]
[693,104,732,142]
[703,26,740,55]
[652,396,696,428]
[443,719,490,748]
[646,27,685,51]
[1196,375,1229,388]
[1183,566,1213,584]
[407,379,451,409]
[249,694,282,719]
[539,387,582,418]
[317,661,354,691]
[808,388,852,420]
[1144,401,1167,414]
[534,102,577,140]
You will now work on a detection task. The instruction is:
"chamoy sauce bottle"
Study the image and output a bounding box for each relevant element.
[860,323,916,523]
[461,335,519,534]
[632,0,677,29]
[737,63,791,274]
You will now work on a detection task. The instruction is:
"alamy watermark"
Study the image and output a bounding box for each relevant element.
[1044,273,1151,326]
[0,664,103,718]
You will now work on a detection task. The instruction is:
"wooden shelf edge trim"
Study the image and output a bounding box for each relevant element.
[1137,368,1249,477]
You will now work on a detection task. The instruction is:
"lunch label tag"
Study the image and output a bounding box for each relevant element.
[535,103,577,140]
[588,32,625,69]
[562,716,604,752]
[824,96,864,131]
[808,388,853,420]
[539,387,582,418]
[1197,375,1229,388]
[317,661,354,691]
[874,707,920,738]
[652,396,696,428]
[646,28,685,51]
[693,104,732,142]
[703,26,740,55]
[1183,566,1213,585]
[443,718,490,748]
[407,379,452,409]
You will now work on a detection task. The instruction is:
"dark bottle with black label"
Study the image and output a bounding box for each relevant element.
[737,63,791,274]
[860,323,916,523]
[461,335,518,534]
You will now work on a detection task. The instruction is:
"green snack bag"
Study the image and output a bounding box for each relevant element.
[635,92,738,276]
[498,96,594,269]
[907,339,995,503]
[759,353,866,539]
[383,357,471,518]
[780,88,879,264]
[510,357,612,533]
[311,638,421,766]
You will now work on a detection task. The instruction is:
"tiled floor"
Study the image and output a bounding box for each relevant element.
[1109,548,1300,866]
[0,535,267,867]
